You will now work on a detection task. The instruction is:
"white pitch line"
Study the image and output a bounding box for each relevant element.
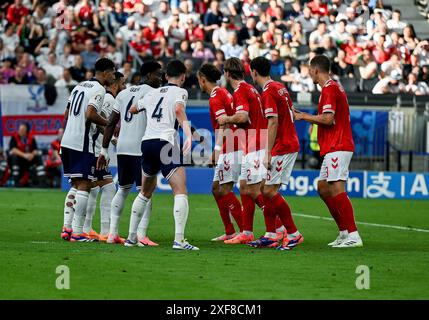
[293,213,429,233]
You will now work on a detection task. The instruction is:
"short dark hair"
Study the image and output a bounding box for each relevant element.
[140,61,162,77]
[310,55,331,73]
[198,63,222,83]
[224,57,245,80]
[114,71,124,81]
[250,56,271,77]
[94,58,115,72]
[166,59,186,77]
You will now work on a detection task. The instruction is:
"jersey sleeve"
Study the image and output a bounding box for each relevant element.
[234,90,249,114]
[88,86,105,112]
[262,91,278,118]
[112,94,121,114]
[209,94,227,120]
[320,85,337,114]
[175,89,188,108]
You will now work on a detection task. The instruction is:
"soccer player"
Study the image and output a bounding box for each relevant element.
[247,56,304,250]
[125,59,198,250]
[218,57,268,245]
[60,58,116,242]
[197,63,243,241]
[293,55,363,248]
[97,61,163,246]
[83,71,126,241]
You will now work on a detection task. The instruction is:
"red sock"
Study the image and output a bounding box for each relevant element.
[213,194,235,235]
[224,192,243,232]
[334,192,357,233]
[272,193,297,234]
[255,194,265,210]
[241,194,255,232]
[324,196,347,231]
[262,195,277,233]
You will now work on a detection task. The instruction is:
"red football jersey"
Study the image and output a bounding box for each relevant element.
[209,86,237,153]
[262,80,300,156]
[233,81,268,153]
[317,79,355,156]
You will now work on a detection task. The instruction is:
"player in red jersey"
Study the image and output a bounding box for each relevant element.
[218,57,268,244]
[247,56,304,250]
[294,55,363,248]
[197,63,243,241]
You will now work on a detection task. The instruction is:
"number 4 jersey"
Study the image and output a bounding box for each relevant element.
[113,84,154,156]
[138,84,188,145]
[61,78,106,153]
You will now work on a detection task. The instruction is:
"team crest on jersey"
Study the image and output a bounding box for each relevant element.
[94,94,103,103]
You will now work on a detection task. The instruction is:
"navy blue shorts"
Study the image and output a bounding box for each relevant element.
[117,154,142,188]
[141,139,182,180]
[61,147,95,181]
[93,157,113,181]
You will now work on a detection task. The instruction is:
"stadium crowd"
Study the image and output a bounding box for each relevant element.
[0,0,428,95]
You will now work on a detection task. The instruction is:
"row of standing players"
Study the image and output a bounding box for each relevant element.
[59,54,363,251]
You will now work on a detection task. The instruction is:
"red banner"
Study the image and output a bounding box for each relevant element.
[2,114,64,136]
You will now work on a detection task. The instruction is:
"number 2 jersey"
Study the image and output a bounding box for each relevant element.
[113,84,153,156]
[61,78,106,153]
[138,84,188,145]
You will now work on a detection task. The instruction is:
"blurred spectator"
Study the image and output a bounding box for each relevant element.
[117,17,137,42]
[58,43,75,69]
[289,63,315,93]
[212,16,231,49]
[183,58,198,89]
[55,68,77,88]
[341,34,363,65]
[0,147,10,187]
[269,49,284,76]
[177,40,193,60]
[9,65,30,84]
[413,40,429,66]
[381,53,402,78]
[69,54,86,82]
[242,0,260,18]
[1,24,19,58]
[203,0,223,38]
[143,17,164,42]
[238,16,259,46]
[307,0,329,17]
[332,49,354,78]
[45,128,63,188]
[357,49,378,79]
[405,73,429,95]
[7,0,29,25]
[8,123,45,187]
[296,6,317,33]
[373,69,405,94]
[281,57,299,82]
[387,10,407,33]
[192,40,215,60]
[0,58,15,83]
[81,39,99,70]
[185,18,205,42]
[41,53,64,79]
[95,34,110,54]
[221,32,243,59]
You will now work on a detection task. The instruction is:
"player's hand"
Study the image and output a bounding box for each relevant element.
[264,153,272,171]
[129,105,138,114]
[182,138,192,156]
[111,137,117,146]
[217,116,228,126]
[293,109,303,121]
[97,148,110,170]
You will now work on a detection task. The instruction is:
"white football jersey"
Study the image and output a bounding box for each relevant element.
[113,84,153,156]
[139,84,188,145]
[61,78,105,153]
[93,91,115,157]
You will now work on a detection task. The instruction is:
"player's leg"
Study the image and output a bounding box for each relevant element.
[167,167,199,250]
[60,147,76,240]
[98,177,116,240]
[137,176,158,246]
[83,182,100,238]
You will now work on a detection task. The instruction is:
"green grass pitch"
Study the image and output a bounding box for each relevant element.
[0,189,428,300]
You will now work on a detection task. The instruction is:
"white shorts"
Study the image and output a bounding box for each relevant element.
[319,151,353,182]
[239,149,266,185]
[265,152,298,186]
[213,151,243,184]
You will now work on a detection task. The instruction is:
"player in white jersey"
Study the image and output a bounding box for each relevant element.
[60,58,116,242]
[97,61,163,246]
[82,71,126,241]
[126,60,198,250]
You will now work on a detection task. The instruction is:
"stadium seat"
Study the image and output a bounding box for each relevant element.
[340,77,358,93]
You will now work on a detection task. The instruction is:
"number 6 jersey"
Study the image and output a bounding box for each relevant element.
[138,84,188,146]
[113,84,154,156]
[61,78,106,153]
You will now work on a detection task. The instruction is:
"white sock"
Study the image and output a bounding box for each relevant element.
[264,232,277,239]
[109,187,131,236]
[174,194,189,243]
[83,187,99,234]
[137,199,152,239]
[128,193,150,242]
[63,187,77,229]
[340,230,349,238]
[348,231,360,239]
[276,225,285,233]
[287,231,301,240]
[100,182,116,235]
[72,191,89,235]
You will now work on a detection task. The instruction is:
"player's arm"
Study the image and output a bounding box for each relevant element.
[97,111,120,170]
[63,102,70,129]
[86,105,108,126]
[293,110,334,126]
[175,102,192,155]
[265,116,278,170]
